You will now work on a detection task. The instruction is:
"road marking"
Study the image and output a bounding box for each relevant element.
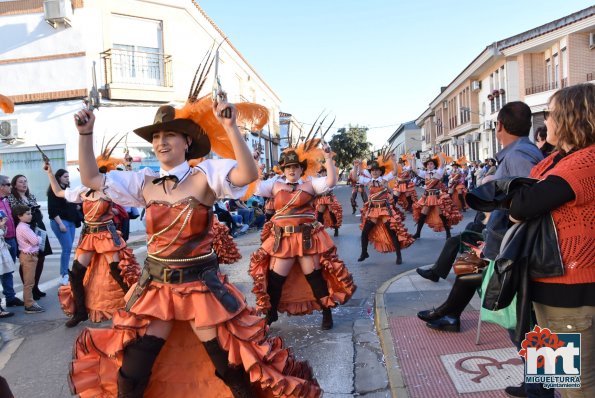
[0,338,24,371]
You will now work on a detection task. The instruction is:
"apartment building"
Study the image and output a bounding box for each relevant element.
[0,0,282,199]
[386,121,422,156]
[416,6,595,163]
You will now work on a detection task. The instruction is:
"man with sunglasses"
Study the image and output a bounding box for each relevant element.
[0,175,24,307]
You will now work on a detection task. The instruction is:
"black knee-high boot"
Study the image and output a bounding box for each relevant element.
[65,260,88,328]
[203,338,254,398]
[266,270,287,325]
[406,196,414,212]
[109,261,129,293]
[412,214,427,239]
[118,335,166,398]
[305,269,333,330]
[329,212,339,236]
[317,211,324,223]
[458,193,467,212]
[384,222,402,265]
[358,220,375,261]
[439,214,451,239]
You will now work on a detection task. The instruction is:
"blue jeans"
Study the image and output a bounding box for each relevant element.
[1,237,17,301]
[51,219,76,277]
[237,208,254,226]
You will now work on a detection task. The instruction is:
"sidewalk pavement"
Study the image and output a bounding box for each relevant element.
[375,268,526,398]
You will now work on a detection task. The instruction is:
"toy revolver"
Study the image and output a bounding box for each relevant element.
[212,47,232,119]
[77,61,100,126]
[35,144,50,165]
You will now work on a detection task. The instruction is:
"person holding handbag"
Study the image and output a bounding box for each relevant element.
[508,83,595,398]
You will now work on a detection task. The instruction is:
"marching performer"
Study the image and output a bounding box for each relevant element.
[249,135,356,331]
[44,146,141,328]
[69,57,320,398]
[411,154,462,239]
[347,159,369,214]
[447,160,468,212]
[392,155,418,213]
[314,166,342,237]
[357,152,414,265]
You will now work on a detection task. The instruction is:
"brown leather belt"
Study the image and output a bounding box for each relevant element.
[146,253,217,284]
[370,202,387,208]
[272,222,321,252]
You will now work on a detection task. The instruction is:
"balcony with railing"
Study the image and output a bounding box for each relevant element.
[525,81,558,95]
[101,48,173,101]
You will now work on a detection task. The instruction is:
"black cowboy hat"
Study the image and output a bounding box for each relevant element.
[367,160,386,175]
[278,150,308,171]
[133,105,211,159]
[450,161,461,168]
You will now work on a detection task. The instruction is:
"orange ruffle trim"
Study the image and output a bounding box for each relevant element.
[69,277,321,397]
[314,196,343,229]
[212,219,242,264]
[413,192,463,232]
[59,238,140,323]
[249,230,356,316]
[360,203,414,253]
[394,191,418,211]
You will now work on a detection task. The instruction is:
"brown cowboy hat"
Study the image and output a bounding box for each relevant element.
[133,105,211,159]
[423,157,439,168]
[367,160,386,175]
[278,150,307,171]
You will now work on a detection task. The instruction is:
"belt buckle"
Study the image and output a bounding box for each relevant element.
[284,225,295,234]
[162,268,184,284]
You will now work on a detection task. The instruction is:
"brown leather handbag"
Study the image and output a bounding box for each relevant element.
[453,252,488,276]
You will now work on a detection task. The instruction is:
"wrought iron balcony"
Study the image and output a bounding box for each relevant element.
[101,48,172,87]
[525,81,558,95]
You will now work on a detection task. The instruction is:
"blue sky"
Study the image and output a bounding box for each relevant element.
[198,1,593,148]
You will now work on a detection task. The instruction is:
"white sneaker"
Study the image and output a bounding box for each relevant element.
[61,274,70,286]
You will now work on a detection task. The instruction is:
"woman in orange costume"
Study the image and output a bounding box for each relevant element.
[314,166,342,237]
[249,138,356,330]
[69,59,320,398]
[391,155,418,213]
[44,149,141,328]
[411,155,462,239]
[447,161,468,212]
[357,153,414,265]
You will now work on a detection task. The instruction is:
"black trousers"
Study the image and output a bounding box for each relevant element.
[431,231,483,279]
[439,272,483,317]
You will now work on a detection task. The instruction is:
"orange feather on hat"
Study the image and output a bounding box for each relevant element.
[0,94,14,114]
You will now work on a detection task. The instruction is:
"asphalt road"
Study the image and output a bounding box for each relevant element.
[0,183,474,397]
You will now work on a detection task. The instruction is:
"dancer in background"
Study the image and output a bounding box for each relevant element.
[391,155,418,213]
[447,160,468,212]
[314,165,342,237]
[44,149,141,327]
[249,135,355,330]
[411,154,462,239]
[357,151,414,265]
[347,159,369,215]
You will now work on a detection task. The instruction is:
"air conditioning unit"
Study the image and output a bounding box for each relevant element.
[0,119,18,141]
[464,134,473,143]
[43,0,73,28]
[590,32,595,50]
[471,81,481,91]
[473,132,481,141]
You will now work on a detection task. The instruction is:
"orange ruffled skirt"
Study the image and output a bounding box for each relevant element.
[58,231,140,323]
[70,272,321,397]
[360,202,414,253]
[314,195,343,229]
[249,223,356,316]
[393,188,418,211]
[413,191,463,232]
